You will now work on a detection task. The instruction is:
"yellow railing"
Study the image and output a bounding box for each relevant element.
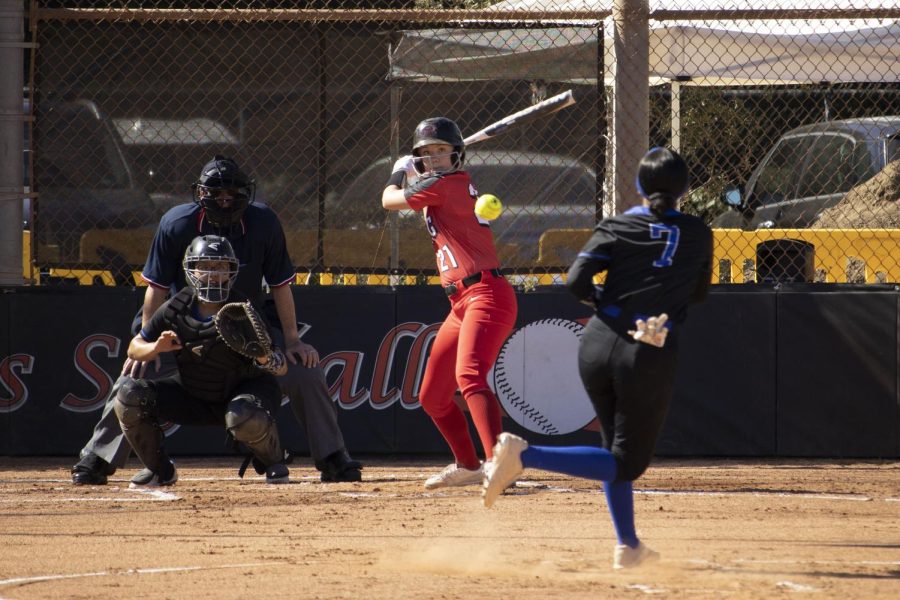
[538,228,900,284]
[22,227,900,286]
[22,230,30,282]
[713,229,900,283]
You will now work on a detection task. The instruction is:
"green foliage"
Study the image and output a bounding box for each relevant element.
[680,174,730,222]
[651,86,773,223]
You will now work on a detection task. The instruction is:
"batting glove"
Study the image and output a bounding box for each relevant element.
[628,313,669,347]
[392,155,419,183]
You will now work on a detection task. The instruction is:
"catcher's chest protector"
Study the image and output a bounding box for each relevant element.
[165,290,258,402]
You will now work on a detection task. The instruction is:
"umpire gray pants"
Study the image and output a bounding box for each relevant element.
[80,334,347,466]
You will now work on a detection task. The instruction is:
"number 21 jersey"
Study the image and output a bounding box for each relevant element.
[405,171,501,287]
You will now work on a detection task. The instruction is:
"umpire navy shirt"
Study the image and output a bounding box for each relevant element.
[141,203,296,309]
[567,205,713,331]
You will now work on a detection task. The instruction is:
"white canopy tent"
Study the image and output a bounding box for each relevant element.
[389,0,899,213]
[389,0,900,87]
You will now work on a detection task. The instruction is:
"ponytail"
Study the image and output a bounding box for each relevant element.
[648,193,677,218]
[636,147,689,217]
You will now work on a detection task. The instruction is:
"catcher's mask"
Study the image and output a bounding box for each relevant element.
[411,117,465,175]
[183,235,239,303]
[192,155,256,228]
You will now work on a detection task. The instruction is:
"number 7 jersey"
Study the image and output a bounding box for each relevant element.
[404,171,501,286]
[569,205,713,323]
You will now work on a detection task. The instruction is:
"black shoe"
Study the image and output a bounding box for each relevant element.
[266,463,290,484]
[316,450,362,483]
[71,454,114,485]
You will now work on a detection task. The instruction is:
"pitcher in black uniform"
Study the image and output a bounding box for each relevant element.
[114,235,290,487]
[483,147,713,570]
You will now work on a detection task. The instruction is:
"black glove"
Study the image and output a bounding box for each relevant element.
[214,302,273,360]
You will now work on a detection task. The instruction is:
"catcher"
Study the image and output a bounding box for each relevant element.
[113,235,289,487]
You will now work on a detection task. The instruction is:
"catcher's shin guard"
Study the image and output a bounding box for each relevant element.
[113,377,165,471]
[225,395,283,468]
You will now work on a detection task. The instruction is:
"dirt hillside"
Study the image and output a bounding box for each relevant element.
[816,159,900,228]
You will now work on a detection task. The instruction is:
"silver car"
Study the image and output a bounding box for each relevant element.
[332,149,598,267]
[713,116,900,230]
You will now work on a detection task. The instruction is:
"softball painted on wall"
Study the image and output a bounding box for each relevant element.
[474,194,503,220]
[490,318,595,436]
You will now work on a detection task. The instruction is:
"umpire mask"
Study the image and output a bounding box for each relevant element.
[192,155,256,228]
[183,235,239,303]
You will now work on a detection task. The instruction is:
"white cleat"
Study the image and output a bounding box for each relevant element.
[424,463,483,490]
[482,432,528,508]
[613,541,660,570]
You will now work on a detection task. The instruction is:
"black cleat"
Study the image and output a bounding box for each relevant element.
[266,463,290,484]
[316,450,362,483]
[71,454,114,485]
[129,458,178,489]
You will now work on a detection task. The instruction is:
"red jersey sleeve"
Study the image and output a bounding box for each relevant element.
[404,175,446,211]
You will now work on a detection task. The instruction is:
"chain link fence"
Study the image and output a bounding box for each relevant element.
[23,1,900,286]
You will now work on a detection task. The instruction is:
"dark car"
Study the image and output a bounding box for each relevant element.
[712,116,900,230]
[112,116,247,215]
[29,99,160,263]
[332,149,598,266]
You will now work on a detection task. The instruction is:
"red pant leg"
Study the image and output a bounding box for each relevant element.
[418,308,479,467]
[454,276,517,397]
[455,277,518,456]
[419,312,461,418]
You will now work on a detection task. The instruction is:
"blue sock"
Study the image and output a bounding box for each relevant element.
[604,480,638,547]
[520,445,617,481]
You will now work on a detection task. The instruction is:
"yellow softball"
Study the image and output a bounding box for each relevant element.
[475,194,503,221]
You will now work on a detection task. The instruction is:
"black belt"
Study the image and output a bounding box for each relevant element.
[444,268,502,296]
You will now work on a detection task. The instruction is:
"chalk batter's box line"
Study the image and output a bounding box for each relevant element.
[0,472,435,485]
[1,479,896,503]
[0,562,286,588]
[3,555,898,592]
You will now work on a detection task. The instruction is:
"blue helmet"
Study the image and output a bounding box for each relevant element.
[182,235,239,303]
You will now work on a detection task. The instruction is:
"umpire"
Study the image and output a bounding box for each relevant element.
[72,155,362,484]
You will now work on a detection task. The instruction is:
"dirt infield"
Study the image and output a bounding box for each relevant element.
[0,457,897,599]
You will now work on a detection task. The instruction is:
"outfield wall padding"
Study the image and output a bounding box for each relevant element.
[0,285,897,458]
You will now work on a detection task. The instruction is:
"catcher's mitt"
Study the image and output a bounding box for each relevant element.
[214,302,273,361]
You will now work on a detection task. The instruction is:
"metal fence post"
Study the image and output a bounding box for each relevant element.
[0,0,24,285]
[389,76,402,287]
[612,0,649,214]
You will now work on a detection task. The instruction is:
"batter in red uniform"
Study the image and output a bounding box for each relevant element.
[382,117,518,489]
